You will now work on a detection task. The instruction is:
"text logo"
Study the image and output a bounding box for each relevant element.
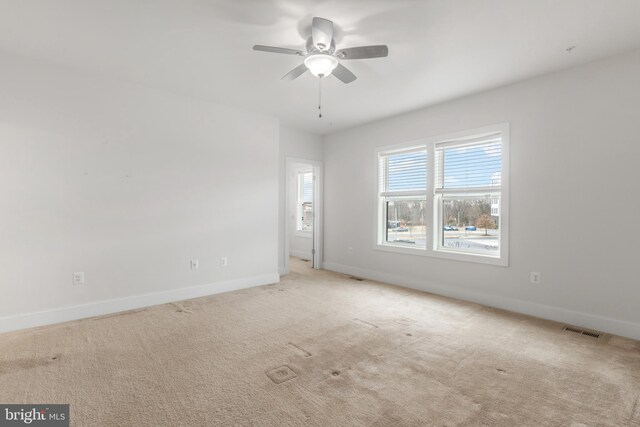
[0,405,69,427]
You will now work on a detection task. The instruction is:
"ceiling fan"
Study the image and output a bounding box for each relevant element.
[253,17,389,84]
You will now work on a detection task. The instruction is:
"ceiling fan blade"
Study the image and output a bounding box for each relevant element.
[336,45,389,60]
[253,45,304,56]
[311,17,333,51]
[332,63,357,84]
[281,64,308,81]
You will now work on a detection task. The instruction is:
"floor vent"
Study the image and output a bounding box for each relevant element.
[563,326,600,338]
[349,276,364,281]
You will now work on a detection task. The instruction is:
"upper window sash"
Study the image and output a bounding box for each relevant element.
[378,146,427,197]
[435,133,502,194]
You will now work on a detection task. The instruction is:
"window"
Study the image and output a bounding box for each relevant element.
[296,171,313,232]
[376,124,509,265]
[377,148,427,248]
[435,135,502,257]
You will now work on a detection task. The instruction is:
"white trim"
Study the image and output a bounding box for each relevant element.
[434,134,501,149]
[378,144,427,157]
[373,243,507,266]
[435,187,501,194]
[0,274,279,335]
[322,262,640,341]
[380,190,428,198]
[499,124,510,266]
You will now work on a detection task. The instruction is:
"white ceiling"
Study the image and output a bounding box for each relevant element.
[2,0,640,135]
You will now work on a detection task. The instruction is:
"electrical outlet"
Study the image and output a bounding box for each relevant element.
[220,256,228,268]
[73,272,85,286]
[190,259,199,270]
[348,247,354,255]
[530,272,541,284]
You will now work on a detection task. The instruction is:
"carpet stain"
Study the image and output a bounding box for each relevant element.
[631,394,640,423]
[90,308,148,321]
[0,356,58,375]
[170,302,193,314]
[395,317,416,326]
[352,318,378,328]
[287,343,312,357]
[266,365,298,384]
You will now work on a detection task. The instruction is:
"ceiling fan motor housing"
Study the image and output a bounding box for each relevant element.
[306,37,335,55]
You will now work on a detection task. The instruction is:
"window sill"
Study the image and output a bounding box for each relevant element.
[374,243,508,267]
[431,248,508,266]
[295,231,312,238]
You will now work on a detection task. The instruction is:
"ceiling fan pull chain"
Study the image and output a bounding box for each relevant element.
[318,77,323,118]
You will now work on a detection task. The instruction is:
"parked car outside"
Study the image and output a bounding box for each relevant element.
[443,225,458,231]
[465,226,477,231]
[388,221,409,232]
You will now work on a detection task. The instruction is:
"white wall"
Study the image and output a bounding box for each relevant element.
[323,49,640,340]
[278,126,323,273]
[0,53,280,332]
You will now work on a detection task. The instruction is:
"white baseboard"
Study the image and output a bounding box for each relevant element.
[0,273,280,335]
[289,249,312,260]
[323,261,640,341]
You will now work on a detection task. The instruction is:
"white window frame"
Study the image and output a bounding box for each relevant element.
[377,145,428,251]
[374,123,509,266]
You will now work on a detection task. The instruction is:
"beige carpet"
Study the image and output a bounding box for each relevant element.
[1,258,639,426]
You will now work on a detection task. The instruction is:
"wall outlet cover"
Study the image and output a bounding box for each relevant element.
[530,272,541,284]
[73,272,85,285]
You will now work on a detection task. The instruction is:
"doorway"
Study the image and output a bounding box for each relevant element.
[284,157,322,273]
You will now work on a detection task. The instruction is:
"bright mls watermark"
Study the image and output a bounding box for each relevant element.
[0,405,68,426]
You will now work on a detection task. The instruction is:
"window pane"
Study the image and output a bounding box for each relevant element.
[386,151,427,192]
[436,139,501,190]
[302,172,313,203]
[441,195,499,255]
[385,199,426,248]
[301,202,313,231]
[297,172,313,232]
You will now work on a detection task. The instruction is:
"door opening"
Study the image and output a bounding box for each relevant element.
[284,158,322,274]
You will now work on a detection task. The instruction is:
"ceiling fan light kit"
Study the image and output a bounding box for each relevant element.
[253,16,389,117]
[304,53,338,77]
